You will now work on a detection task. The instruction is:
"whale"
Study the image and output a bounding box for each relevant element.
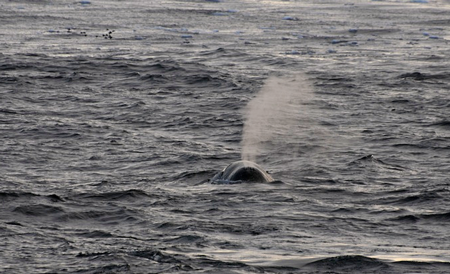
[211,160,275,184]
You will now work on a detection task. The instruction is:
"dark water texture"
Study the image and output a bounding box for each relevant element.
[1,0,450,273]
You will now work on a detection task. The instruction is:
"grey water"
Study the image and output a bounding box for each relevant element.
[1,0,450,273]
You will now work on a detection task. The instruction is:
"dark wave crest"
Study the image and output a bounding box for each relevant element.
[73,189,151,201]
[305,255,389,272]
[13,204,65,216]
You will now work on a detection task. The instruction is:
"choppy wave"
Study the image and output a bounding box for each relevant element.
[2,0,450,273]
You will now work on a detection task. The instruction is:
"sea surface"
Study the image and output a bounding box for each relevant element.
[1,0,450,273]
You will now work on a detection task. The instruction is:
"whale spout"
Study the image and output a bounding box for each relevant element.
[211,160,274,184]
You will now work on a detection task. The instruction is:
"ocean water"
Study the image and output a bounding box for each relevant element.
[1,0,450,273]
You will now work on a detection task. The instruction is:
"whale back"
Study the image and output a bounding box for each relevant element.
[212,160,274,184]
